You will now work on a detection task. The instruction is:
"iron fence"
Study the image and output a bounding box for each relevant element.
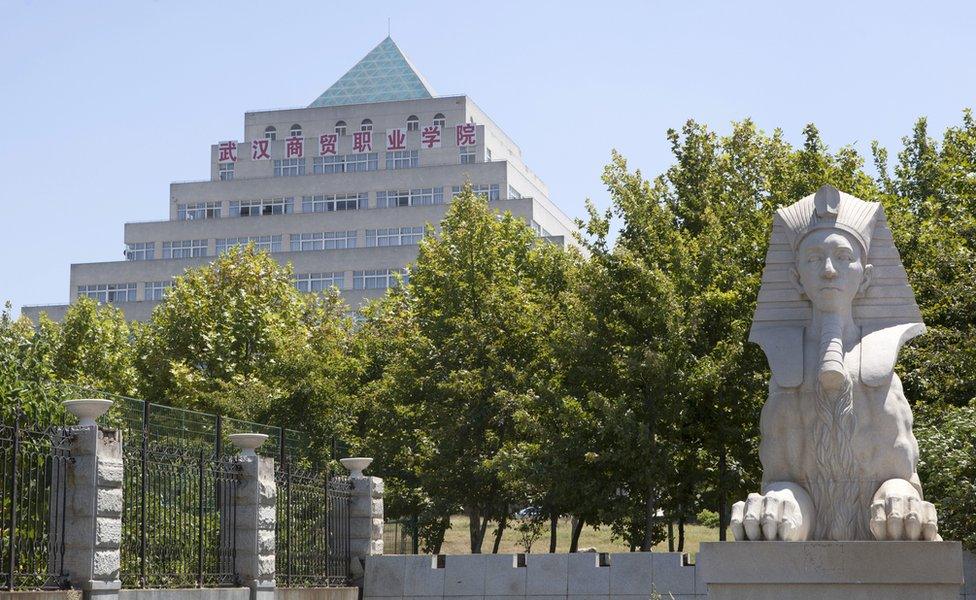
[383,518,419,554]
[275,462,352,587]
[0,412,71,590]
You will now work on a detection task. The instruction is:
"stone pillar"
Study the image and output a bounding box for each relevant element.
[343,457,384,579]
[63,414,123,600]
[231,434,276,600]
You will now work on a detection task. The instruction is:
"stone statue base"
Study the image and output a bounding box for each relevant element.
[698,541,963,599]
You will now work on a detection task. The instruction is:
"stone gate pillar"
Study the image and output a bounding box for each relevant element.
[62,399,122,600]
[342,457,384,580]
[231,433,276,600]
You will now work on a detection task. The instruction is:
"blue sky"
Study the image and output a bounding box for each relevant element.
[2,1,974,314]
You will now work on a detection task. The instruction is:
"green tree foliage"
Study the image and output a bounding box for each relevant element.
[135,244,360,453]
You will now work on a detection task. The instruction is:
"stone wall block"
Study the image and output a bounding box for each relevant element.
[649,553,695,596]
[525,554,568,596]
[402,555,444,597]
[567,553,608,595]
[97,459,124,487]
[96,487,123,517]
[350,516,374,539]
[95,517,122,548]
[257,529,276,555]
[364,555,407,598]
[92,550,120,580]
[484,554,525,596]
[608,552,653,596]
[442,555,487,596]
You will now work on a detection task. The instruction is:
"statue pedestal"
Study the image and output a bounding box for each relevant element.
[698,541,963,600]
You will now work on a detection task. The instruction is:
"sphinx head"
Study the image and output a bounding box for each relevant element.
[795,228,873,313]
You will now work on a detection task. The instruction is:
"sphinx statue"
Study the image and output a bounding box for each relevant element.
[730,185,939,542]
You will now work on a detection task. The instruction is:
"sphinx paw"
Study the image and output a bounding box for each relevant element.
[731,490,805,541]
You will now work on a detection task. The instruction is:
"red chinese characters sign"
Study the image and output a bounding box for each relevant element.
[319,134,338,156]
[218,141,238,162]
[456,124,477,146]
[353,131,373,153]
[251,139,271,160]
[286,136,304,159]
[386,129,406,151]
[421,126,441,149]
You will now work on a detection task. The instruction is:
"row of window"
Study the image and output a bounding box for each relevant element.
[264,114,448,141]
[294,268,410,292]
[176,185,502,221]
[77,268,408,304]
[77,281,170,303]
[126,227,428,260]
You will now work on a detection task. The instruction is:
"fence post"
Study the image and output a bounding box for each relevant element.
[230,433,276,600]
[6,411,20,591]
[341,457,383,581]
[63,399,122,600]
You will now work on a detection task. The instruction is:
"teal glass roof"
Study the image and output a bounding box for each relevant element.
[309,37,435,108]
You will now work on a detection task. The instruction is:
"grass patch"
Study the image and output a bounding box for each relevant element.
[385,515,719,557]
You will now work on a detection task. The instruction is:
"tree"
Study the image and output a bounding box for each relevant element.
[135,244,360,457]
[358,186,576,553]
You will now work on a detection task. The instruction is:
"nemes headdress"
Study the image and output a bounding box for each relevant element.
[749,185,924,388]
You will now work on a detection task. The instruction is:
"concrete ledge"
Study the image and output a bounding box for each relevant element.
[118,588,249,600]
[275,588,358,600]
[0,593,81,600]
[699,541,964,600]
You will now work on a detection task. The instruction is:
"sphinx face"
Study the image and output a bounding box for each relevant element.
[796,229,866,313]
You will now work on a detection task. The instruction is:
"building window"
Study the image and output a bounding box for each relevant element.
[313,155,345,174]
[289,124,302,137]
[459,146,475,164]
[294,272,345,292]
[508,186,522,199]
[452,184,500,201]
[219,162,235,180]
[77,283,137,303]
[531,220,553,238]
[273,158,305,177]
[485,148,492,162]
[302,193,366,212]
[290,231,357,251]
[178,202,221,220]
[264,126,277,140]
[345,152,378,172]
[386,150,419,170]
[376,188,443,208]
[353,268,409,290]
[335,121,347,136]
[144,281,171,301]
[125,242,154,261]
[433,113,446,128]
[215,235,282,255]
[162,239,208,259]
[406,115,419,131]
[230,197,294,217]
[365,226,424,247]
[360,119,372,132]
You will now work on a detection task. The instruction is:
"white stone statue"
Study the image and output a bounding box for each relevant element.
[730,185,940,542]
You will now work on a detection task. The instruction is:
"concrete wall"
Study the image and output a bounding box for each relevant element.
[364,553,705,600]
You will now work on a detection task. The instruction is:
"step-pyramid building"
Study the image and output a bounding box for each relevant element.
[22,37,578,322]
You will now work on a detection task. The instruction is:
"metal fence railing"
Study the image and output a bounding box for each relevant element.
[0,412,71,590]
[383,518,418,554]
[276,464,352,587]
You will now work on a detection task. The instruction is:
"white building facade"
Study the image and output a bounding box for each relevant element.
[22,37,578,322]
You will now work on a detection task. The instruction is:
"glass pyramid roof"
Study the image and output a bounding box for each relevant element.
[309,37,435,108]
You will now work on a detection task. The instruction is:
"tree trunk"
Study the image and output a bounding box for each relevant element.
[718,445,728,541]
[569,516,585,552]
[549,513,558,553]
[677,516,686,552]
[667,519,674,552]
[491,513,507,554]
[431,515,450,555]
[478,515,490,553]
[468,506,484,554]
[641,474,656,551]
